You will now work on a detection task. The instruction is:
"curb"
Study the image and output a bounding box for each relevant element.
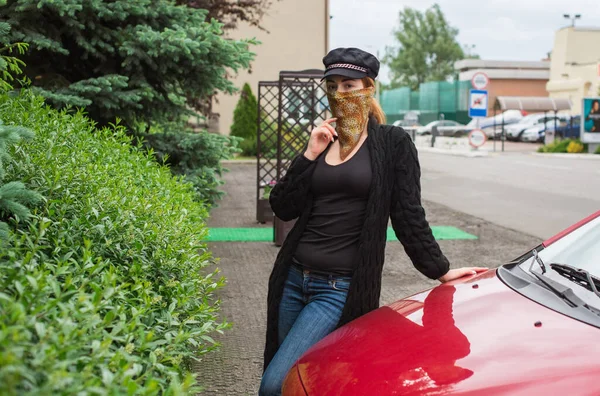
[416,146,489,157]
[531,152,600,159]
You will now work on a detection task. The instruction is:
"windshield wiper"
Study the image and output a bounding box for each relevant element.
[550,263,600,299]
[527,249,578,307]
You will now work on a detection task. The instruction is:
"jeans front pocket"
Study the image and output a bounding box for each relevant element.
[330,279,351,292]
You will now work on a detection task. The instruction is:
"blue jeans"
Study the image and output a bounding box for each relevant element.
[259,264,351,396]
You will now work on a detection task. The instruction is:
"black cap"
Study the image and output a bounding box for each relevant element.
[322,47,380,80]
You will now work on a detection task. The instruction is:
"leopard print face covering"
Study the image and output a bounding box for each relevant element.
[326,87,374,160]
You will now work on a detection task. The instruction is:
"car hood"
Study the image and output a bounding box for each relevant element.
[293,270,600,395]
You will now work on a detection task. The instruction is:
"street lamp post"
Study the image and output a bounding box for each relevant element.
[563,13,581,27]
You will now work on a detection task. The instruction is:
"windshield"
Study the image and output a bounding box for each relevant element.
[519,215,600,306]
[535,216,600,276]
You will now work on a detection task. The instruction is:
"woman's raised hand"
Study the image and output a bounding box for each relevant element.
[438,267,488,283]
[304,118,338,161]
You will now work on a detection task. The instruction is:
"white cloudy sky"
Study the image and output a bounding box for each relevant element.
[329,0,600,83]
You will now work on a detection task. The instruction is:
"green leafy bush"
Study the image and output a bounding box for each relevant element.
[140,129,241,206]
[230,83,258,156]
[595,145,600,155]
[0,91,226,394]
[537,138,588,153]
[567,140,584,153]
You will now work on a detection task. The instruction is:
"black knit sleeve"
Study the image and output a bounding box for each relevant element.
[390,134,450,280]
[268,154,317,221]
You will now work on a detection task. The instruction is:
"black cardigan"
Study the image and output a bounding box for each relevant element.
[264,119,450,371]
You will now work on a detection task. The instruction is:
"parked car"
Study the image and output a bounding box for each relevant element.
[415,120,466,137]
[392,120,422,128]
[283,210,600,395]
[521,116,573,143]
[458,110,524,138]
[393,120,422,140]
[505,113,563,141]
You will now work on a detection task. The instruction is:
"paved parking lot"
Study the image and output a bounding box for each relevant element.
[194,162,541,395]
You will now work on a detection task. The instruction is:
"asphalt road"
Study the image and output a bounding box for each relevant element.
[418,149,600,239]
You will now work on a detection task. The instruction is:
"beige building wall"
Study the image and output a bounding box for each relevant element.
[212,0,329,135]
[546,27,600,114]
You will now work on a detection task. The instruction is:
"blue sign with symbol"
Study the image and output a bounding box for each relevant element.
[469,89,488,118]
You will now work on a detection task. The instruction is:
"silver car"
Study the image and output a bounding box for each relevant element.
[415,120,467,137]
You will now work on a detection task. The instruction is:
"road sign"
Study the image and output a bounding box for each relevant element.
[471,72,489,90]
[469,89,488,118]
[468,129,487,148]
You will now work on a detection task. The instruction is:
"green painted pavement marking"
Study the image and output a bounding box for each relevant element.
[386,225,478,241]
[207,227,273,242]
[206,226,477,242]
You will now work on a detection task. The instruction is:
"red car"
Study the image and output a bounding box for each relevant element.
[283,210,600,395]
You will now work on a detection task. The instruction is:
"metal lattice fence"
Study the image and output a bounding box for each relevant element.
[256,69,329,223]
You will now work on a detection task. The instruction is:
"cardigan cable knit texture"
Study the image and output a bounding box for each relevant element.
[264,119,450,371]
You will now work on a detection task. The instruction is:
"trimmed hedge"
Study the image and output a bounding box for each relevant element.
[0,91,225,394]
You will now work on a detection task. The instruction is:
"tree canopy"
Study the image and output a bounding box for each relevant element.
[383,4,468,90]
[178,0,277,32]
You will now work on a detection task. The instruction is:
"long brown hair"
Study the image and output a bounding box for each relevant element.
[362,77,386,124]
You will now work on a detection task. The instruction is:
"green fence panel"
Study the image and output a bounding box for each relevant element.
[456,80,470,111]
[410,91,420,110]
[439,81,456,113]
[381,87,410,116]
[381,80,472,124]
[419,82,440,112]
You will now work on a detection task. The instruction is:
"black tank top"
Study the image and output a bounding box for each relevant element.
[293,139,372,276]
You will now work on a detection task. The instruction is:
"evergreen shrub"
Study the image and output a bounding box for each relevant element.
[230,83,258,156]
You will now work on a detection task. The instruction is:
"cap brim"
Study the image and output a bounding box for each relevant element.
[322,68,366,81]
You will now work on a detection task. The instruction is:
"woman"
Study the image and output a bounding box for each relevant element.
[259,48,486,395]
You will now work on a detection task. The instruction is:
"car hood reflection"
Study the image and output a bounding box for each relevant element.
[293,271,600,395]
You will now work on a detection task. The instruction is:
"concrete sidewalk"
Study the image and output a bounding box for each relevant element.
[412,136,543,157]
[194,163,541,395]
